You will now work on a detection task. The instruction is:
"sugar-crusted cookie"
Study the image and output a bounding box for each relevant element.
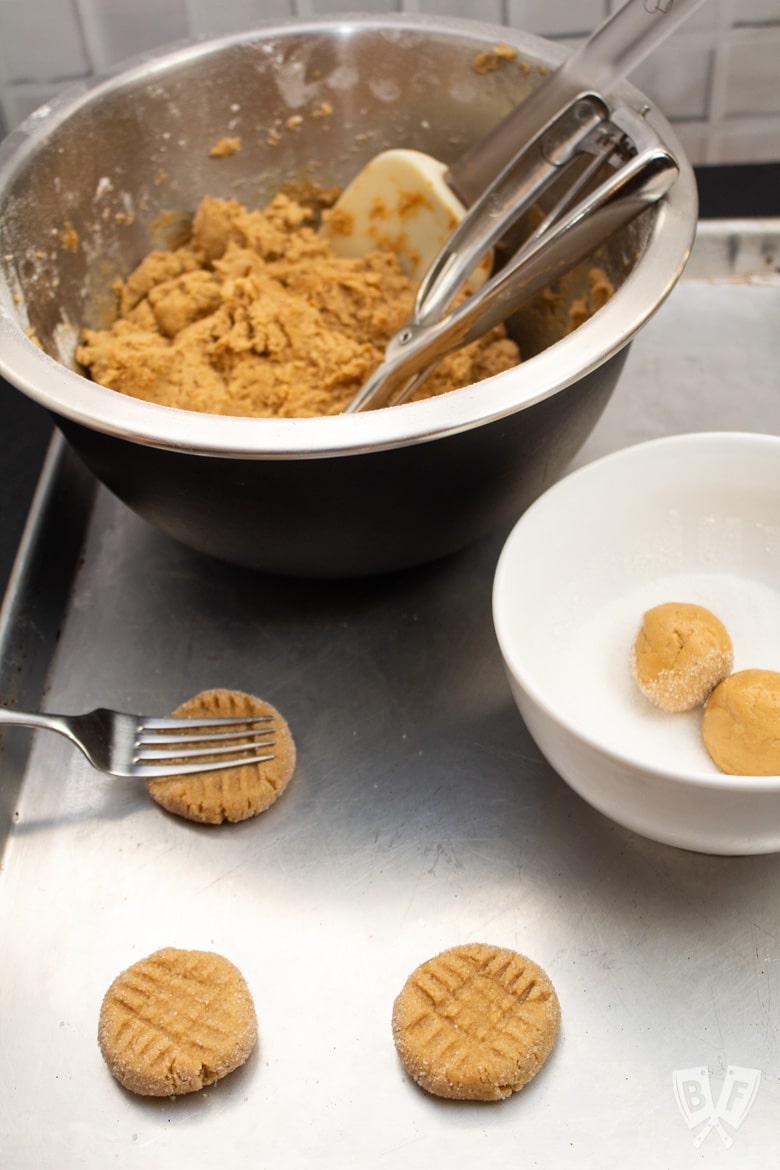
[631,602,733,713]
[702,668,780,776]
[98,947,257,1096]
[145,688,296,824]
[392,942,560,1101]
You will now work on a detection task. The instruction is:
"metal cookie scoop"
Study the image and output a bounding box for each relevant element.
[345,103,679,413]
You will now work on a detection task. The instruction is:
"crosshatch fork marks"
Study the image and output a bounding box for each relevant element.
[98,947,257,1097]
[411,949,542,1039]
[392,942,561,1101]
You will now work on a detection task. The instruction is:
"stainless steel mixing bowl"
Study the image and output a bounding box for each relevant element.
[0,15,697,577]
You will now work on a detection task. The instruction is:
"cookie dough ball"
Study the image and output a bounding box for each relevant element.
[98,948,257,1096]
[392,943,560,1101]
[145,688,296,824]
[702,669,780,776]
[631,602,733,713]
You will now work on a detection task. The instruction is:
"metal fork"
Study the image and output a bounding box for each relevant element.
[0,706,275,778]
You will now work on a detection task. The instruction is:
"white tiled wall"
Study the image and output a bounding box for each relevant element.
[1,0,779,164]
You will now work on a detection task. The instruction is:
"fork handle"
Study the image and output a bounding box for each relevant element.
[0,707,79,744]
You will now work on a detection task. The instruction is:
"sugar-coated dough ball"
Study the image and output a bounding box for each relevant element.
[631,602,733,713]
[702,669,780,776]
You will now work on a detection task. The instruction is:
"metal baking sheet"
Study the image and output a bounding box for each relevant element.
[1,221,779,1168]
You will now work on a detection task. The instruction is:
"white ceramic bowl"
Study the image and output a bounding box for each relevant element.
[492,432,780,855]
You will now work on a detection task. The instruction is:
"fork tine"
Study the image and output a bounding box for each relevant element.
[137,739,276,762]
[135,752,275,779]
[139,715,273,730]
[137,726,275,746]
[132,708,277,776]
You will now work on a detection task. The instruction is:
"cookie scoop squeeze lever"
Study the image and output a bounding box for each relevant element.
[344,135,678,412]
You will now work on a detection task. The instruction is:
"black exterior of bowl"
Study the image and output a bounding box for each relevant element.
[0,18,696,578]
[56,348,626,577]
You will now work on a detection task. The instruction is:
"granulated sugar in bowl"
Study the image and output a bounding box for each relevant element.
[492,431,780,855]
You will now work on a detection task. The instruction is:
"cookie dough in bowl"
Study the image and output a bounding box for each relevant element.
[493,432,780,855]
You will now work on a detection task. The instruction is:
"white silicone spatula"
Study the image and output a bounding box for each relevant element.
[323,0,708,281]
[323,148,475,283]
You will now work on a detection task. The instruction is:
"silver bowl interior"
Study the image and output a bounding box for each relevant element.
[0,15,696,458]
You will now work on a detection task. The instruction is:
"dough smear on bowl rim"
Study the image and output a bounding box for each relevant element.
[76,192,521,418]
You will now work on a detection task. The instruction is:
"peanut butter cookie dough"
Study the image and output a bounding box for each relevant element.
[702,669,780,776]
[98,947,257,1097]
[145,688,296,824]
[76,192,520,417]
[392,942,560,1101]
[631,602,733,713]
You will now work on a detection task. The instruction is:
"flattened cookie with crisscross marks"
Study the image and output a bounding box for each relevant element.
[392,943,560,1101]
[98,947,257,1096]
[145,688,296,824]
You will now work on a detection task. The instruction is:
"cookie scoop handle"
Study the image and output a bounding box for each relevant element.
[447,0,709,206]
